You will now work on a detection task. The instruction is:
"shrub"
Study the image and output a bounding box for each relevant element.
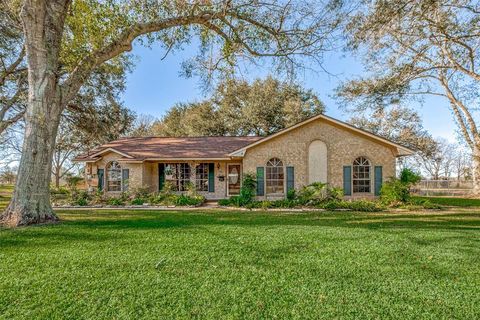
[286,188,296,201]
[238,174,256,206]
[131,186,150,200]
[381,168,422,205]
[399,168,421,184]
[403,197,442,210]
[107,196,125,206]
[297,182,343,205]
[380,178,410,205]
[76,197,89,206]
[131,198,145,205]
[70,190,90,206]
[218,198,232,206]
[175,194,205,206]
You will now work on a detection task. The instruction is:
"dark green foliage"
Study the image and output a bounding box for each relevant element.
[174,194,205,206]
[217,198,231,206]
[297,182,343,205]
[71,190,91,206]
[381,168,421,205]
[399,168,421,184]
[380,178,411,205]
[107,197,125,206]
[141,77,325,137]
[130,198,145,205]
[402,197,441,210]
[238,174,256,205]
[286,188,296,201]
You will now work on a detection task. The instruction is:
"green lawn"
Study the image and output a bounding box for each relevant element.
[0,184,13,210]
[1,209,479,319]
[414,196,480,207]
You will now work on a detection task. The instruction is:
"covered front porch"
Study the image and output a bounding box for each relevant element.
[142,160,243,200]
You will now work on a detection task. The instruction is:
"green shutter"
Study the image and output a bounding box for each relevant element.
[97,169,104,192]
[343,166,352,196]
[256,167,264,196]
[122,169,129,191]
[208,163,215,192]
[286,166,294,193]
[374,166,383,196]
[158,163,165,191]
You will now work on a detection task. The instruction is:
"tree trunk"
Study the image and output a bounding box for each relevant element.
[1,0,69,227]
[54,168,60,189]
[472,146,480,197]
[1,98,62,226]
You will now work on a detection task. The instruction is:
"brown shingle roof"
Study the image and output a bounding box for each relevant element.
[74,136,263,161]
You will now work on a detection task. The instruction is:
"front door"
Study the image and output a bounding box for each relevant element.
[227,164,241,196]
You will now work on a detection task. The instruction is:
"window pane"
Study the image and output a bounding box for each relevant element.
[195,163,209,192]
[352,157,371,193]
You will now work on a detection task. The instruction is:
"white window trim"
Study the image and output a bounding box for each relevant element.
[352,157,373,194]
[227,163,242,197]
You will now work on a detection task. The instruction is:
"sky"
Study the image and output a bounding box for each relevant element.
[121,42,457,142]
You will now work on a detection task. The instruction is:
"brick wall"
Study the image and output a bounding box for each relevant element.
[242,118,397,198]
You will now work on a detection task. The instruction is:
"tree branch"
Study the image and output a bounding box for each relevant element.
[60,12,222,104]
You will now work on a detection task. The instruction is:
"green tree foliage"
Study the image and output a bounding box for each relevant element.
[146,77,325,137]
[0,1,134,136]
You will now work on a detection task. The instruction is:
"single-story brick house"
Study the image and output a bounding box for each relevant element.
[74,114,414,199]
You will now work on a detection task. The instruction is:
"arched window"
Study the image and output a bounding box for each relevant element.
[106,161,122,192]
[266,158,284,194]
[353,157,371,193]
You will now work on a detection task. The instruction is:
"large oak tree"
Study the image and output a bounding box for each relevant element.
[2,0,342,226]
[144,76,325,137]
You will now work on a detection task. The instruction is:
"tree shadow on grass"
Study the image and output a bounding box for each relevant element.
[1,210,479,250]
[58,209,480,232]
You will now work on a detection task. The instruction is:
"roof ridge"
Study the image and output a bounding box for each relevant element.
[113,135,263,140]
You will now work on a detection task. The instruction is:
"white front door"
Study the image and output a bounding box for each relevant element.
[227,164,241,196]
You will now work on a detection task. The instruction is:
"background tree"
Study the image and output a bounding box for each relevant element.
[337,0,480,195]
[0,0,26,134]
[348,106,435,156]
[150,101,225,137]
[417,138,457,180]
[3,0,342,226]
[2,107,134,188]
[145,77,325,137]
[0,166,16,185]
[128,114,157,137]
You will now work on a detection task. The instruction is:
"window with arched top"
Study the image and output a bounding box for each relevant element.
[266,158,284,194]
[106,161,122,192]
[353,157,371,193]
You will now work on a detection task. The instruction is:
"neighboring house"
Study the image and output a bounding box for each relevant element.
[73,114,414,199]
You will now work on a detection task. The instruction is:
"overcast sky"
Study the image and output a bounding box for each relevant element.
[121,42,458,142]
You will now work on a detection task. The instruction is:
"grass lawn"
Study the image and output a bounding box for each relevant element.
[0,184,13,210]
[1,208,479,319]
[414,196,480,207]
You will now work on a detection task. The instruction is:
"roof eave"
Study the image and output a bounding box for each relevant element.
[229,114,417,156]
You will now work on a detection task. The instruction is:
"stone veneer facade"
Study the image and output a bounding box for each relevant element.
[84,118,399,199]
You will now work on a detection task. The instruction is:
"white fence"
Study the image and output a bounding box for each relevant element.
[412,180,474,197]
